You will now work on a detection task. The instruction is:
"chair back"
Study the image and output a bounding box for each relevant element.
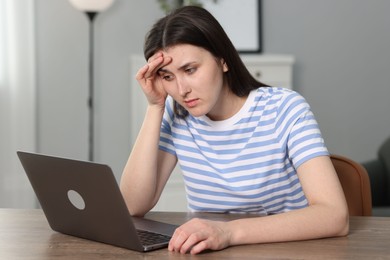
[330,154,372,216]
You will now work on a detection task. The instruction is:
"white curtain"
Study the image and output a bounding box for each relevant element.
[0,0,37,208]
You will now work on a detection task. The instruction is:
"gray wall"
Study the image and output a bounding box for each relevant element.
[36,0,390,181]
[36,0,162,178]
[263,0,390,162]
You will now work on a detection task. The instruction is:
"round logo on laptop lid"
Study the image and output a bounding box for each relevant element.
[67,190,86,210]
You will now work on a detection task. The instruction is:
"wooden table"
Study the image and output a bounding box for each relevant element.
[0,209,389,259]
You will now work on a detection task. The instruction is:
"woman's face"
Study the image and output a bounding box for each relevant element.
[157,44,231,120]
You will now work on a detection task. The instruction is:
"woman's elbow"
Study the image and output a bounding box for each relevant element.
[332,207,350,237]
[119,184,151,217]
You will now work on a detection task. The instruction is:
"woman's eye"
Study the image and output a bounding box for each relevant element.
[185,67,196,74]
[161,74,173,81]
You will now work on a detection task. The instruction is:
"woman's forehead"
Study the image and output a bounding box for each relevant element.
[161,45,209,66]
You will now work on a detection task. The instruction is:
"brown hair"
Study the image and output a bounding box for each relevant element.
[144,6,267,117]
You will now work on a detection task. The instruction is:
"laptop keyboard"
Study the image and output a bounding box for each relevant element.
[137,229,171,246]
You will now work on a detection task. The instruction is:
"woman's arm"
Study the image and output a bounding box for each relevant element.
[120,106,177,216]
[168,155,349,254]
[120,52,176,216]
[227,156,349,243]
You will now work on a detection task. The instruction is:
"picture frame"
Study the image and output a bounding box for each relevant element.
[199,0,262,53]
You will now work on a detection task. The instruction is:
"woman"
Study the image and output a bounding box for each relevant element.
[120,6,348,255]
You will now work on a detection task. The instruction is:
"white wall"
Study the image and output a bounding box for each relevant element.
[36,0,390,186]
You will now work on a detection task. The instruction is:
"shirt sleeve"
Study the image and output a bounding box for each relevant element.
[159,96,177,156]
[283,91,329,168]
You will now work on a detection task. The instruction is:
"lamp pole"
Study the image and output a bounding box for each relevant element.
[86,11,97,162]
[68,0,114,161]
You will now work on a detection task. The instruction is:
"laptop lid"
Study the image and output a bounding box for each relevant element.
[17,151,177,252]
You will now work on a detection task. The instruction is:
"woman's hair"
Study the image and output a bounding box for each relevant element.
[144,6,267,117]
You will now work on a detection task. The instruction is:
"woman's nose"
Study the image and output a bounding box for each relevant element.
[177,78,191,96]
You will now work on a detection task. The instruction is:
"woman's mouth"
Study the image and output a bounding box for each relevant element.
[184,98,199,108]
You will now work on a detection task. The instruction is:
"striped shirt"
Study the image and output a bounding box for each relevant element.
[159,87,329,215]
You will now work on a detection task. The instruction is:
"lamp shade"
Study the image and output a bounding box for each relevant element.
[69,0,114,12]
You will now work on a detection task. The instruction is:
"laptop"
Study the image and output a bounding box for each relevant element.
[17,151,178,252]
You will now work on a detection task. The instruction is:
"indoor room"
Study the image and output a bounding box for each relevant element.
[1,0,390,258]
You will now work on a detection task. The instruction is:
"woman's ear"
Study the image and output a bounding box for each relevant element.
[221,59,229,72]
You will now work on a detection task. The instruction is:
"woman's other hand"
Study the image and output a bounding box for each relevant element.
[136,52,172,108]
[168,218,232,255]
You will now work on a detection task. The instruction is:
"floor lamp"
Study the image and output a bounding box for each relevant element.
[68,0,114,161]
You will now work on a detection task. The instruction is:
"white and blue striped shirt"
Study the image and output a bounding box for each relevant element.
[159,87,329,215]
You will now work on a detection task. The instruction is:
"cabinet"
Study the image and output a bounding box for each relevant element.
[129,54,295,211]
[240,54,294,88]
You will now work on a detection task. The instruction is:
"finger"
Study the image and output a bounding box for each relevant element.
[168,229,188,252]
[161,55,172,67]
[190,240,209,255]
[179,232,206,254]
[147,52,163,63]
[150,52,172,72]
[135,58,164,83]
[148,56,172,77]
[168,227,181,251]
[135,64,149,81]
[145,57,164,78]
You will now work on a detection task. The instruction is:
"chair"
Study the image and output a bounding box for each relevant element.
[330,154,372,216]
